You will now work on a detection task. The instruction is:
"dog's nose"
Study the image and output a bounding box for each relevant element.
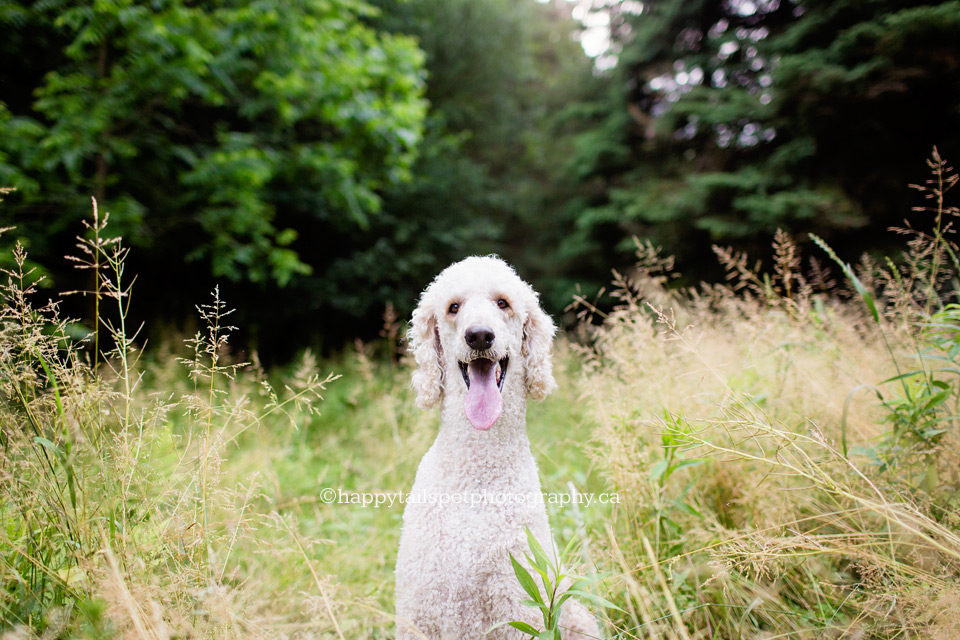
[465,325,495,350]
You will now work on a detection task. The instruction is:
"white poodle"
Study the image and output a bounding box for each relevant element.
[395,256,600,639]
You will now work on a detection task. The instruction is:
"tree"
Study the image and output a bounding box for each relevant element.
[0,0,426,348]
[1,0,602,352]
[356,0,598,318]
[565,0,960,284]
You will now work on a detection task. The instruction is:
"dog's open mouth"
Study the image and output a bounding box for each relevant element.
[458,357,508,391]
[458,357,508,430]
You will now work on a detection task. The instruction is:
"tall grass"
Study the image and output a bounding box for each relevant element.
[577,149,960,638]
[4,150,960,639]
[0,202,367,638]
[0,201,598,638]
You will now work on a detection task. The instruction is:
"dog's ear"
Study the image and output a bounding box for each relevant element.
[522,299,557,401]
[409,293,443,409]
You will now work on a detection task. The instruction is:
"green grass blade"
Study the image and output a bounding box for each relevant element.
[33,436,62,456]
[34,350,63,419]
[563,589,624,612]
[810,234,880,324]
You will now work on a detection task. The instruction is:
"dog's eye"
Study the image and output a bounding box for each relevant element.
[448,302,460,314]
[497,299,510,310]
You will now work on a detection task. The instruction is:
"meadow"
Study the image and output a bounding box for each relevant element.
[3,152,960,639]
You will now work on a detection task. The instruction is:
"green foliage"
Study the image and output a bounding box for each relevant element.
[0,0,427,345]
[4,0,960,350]
[564,0,960,288]
[370,0,600,314]
[491,527,619,639]
[0,0,601,348]
[811,151,960,498]
[810,232,881,323]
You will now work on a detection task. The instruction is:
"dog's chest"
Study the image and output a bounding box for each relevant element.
[398,444,552,576]
[397,476,551,636]
[396,436,555,636]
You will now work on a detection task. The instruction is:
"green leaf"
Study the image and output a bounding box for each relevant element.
[560,535,581,560]
[649,458,669,483]
[674,501,703,518]
[520,599,548,612]
[486,620,541,636]
[563,589,625,612]
[879,370,930,385]
[486,620,538,636]
[33,436,62,456]
[510,553,544,606]
[554,590,575,609]
[672,459,705,473]
[923,390,950,410]
[508,621,541,636]
[524,528,551,573]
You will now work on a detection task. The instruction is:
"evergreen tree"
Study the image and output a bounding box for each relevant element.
[566,0,960,284]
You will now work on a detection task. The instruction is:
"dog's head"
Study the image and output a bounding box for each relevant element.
[408,256,557,429]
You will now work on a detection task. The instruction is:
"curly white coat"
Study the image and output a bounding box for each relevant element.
[395,256,600,639]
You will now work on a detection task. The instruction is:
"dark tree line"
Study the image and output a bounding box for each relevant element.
[565,0,960,292]
[1,0,959,357]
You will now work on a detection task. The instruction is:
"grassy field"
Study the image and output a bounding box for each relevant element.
[4,155,960,638]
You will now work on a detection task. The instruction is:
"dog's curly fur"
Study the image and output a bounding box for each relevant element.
[396,256,599,639]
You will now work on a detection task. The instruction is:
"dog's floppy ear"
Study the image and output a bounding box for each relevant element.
[522,298,557,401]
[409,292,443,409]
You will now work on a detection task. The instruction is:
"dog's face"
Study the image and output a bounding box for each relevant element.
[409,256,557,429]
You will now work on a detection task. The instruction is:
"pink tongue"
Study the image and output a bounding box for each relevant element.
[464,359,502,430]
